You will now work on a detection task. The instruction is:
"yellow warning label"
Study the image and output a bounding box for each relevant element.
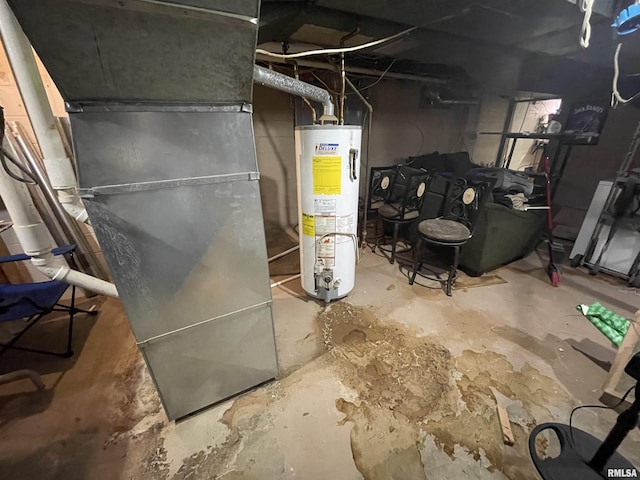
[302,213,315,236]
[312,156,342,195]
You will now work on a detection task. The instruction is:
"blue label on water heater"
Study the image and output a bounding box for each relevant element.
[315,143,339,155]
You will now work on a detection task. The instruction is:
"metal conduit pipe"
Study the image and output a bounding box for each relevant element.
[338,27,360,126]
[270,273,301,289]
[5,136,70,251]
[268,244,299,263]
[254,65,336,123]
[0,139,118,297]
[345,77,374,247]
[255,54,449,85]
[0,0,89,224]
[10,127,110,280]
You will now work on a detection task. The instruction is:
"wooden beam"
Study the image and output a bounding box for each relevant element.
[496,405,515,446]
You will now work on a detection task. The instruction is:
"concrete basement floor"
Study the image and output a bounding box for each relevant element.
[0,240,639,479]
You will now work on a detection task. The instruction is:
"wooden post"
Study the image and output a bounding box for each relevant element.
[602,309,640,403]
[0,234,28,284]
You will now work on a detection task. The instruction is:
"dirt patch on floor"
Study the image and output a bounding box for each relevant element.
[163,302,575,480]
[171,379,286,480]
[318,303,573,480]
[106,343,161,435]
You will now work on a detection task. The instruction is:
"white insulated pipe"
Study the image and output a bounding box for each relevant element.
[0,141,118,297]
[0,0,89,224]
[34,260,117,297]
[253,65,336,123]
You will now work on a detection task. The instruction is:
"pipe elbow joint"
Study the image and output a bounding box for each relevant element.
[64,204,90,224]
[32,257,118,298]
[58,198,90,224]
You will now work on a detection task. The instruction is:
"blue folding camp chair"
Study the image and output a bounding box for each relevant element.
[0,244,98,358]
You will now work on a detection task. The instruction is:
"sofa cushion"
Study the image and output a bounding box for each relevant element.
[407,151,445,171]
[441,152,474,176]
[459,203,546,276]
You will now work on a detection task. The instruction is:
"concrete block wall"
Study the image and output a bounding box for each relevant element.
[367,81,467,166]
[467,95,511,166]
[253,85,298,229]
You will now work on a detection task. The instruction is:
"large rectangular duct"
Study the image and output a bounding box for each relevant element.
[7,0,278,419]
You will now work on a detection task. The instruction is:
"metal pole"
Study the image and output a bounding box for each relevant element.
[268,244,299,263]
[5,133,73,259]
[345,77,373,248]
[495,100,516,167]
[505,138,517,169]
[270,273,301,288]
[255,54,448,85]
[12,128,109,280]
[551,145,573,200]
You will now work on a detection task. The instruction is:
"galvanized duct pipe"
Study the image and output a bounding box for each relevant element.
[253,65,336,123]
[0,0,89,224]
[0,138,118,297]
[293,62,317,124]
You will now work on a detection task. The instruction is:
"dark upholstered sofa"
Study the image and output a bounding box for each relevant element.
[405,151,547,276]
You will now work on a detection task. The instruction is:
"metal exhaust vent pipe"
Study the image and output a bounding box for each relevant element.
[254,65,337,123]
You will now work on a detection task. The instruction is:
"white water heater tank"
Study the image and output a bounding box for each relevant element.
[294,125,362,302]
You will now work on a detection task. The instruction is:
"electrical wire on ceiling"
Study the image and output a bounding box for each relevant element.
[358,58,397,91]
[611,42,640,106]
[579,0,594,48]
[256,26,418,59]
[311,72,342,96]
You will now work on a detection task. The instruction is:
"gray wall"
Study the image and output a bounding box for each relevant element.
[468,95,510,166]
[253,85,297,229]
[366,81,467,166]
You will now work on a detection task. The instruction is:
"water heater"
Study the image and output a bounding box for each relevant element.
[295,125,362,302]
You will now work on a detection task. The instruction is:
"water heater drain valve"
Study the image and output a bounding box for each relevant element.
[315,267,334,290]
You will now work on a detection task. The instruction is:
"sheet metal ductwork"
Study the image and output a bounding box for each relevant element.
[6,0,278,419]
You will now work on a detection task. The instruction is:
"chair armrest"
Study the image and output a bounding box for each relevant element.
[52,245,76,256]
[0,253,30,264]
[0,244,76,264]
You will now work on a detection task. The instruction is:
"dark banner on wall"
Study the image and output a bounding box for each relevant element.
[563,101,609,145]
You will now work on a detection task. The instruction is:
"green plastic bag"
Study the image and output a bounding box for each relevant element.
[577,302,630,347]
